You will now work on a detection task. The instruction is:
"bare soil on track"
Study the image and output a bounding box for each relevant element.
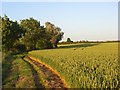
[24,56,68,88]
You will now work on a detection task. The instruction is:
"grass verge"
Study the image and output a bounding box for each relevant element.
[2,53,36,88]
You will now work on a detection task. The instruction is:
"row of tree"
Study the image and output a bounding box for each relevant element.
[0,15,64,52]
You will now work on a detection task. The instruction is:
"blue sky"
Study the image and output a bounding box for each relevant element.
[2,2,118,41]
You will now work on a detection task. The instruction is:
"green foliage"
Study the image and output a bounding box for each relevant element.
[45,22,64,48]
[2,53,36,88]
[28,42,119,88]
[1,15,64,52]
[20,18,42,50]
[13,43,26,52]
[20,18,62,50]
[2,15,24,52]
[0,17,2,52]
[67,38,71,42]
[67,38,73,43]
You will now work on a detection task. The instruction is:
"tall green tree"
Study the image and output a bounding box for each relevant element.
[2,15,23,51]
[1,16,64,51]
[0,16,2,51]
[45,22,64,48]
[67,38,73,43]
[20,18,50,50]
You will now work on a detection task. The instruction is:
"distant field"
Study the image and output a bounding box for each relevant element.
[28,42,119,88]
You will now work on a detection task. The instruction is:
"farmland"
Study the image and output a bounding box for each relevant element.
[1,2,119,88]
[28,42,120,88]
[2,42,120,88]
[2,53,68,88]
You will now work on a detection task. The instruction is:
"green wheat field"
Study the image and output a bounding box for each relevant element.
[27,42,120,88]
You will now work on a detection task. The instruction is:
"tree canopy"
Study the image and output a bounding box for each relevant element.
[1,15,24,51]
[45,22,64,48]
[1,15,64,52]
[67,38,73,43]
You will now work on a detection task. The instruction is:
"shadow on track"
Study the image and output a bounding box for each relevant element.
[22,56,44,88]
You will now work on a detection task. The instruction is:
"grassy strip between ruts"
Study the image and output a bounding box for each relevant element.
[23,56,49,88]
[2,53,36,88]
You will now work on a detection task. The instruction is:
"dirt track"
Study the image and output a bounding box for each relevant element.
[24,56,68,88]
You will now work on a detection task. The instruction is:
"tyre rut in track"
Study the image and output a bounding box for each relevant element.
[22,56,44,88]
[24,56,67,88]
